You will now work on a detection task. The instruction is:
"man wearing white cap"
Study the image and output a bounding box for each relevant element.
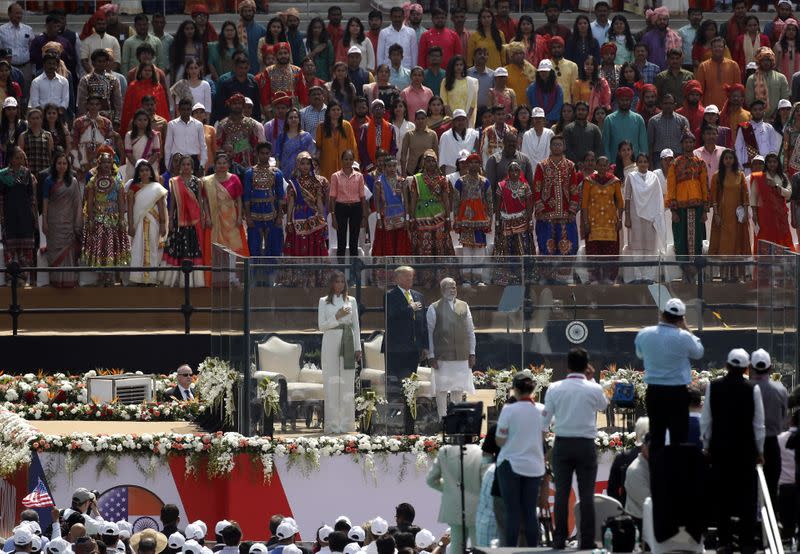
[750,348,788,509]
[520,107,554,168]
[13,528,33,553]
[693,117,726,188]
[635,297,704,451]
[358,99,397,173]
[437,109,479,174]
[701,348,765,554]
[269,520,299,554]
[363,519,388,554]
[346,46,374,95]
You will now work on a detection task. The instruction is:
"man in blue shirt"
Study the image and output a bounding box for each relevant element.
[238,0,267,76]
[635,297,704,450]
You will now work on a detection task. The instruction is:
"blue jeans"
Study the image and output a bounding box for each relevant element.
[496,460,541,547]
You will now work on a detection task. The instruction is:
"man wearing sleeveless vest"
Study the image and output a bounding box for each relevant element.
[426,277,476,418]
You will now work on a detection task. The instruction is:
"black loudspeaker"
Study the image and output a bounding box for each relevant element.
[542,319,606,353]
[443,401,484,436]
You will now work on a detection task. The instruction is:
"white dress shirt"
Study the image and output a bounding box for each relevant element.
[425,298,476,359]
[590,21,611,48]
[734,120,782,170]
[80,32,122,67]
[178,386,193,400]
[778,428,796,485]
[29,72,70,110]
[543,373,609,439]
[700,380,766,453]
[438,127,480,173]
[0,21,33,65]
[165,116,208,168]
[377,24,418,69]
[521,127,554,168]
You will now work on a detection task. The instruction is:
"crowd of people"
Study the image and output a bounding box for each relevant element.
[2,1,800,287]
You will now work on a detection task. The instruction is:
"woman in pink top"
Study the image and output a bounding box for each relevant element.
[329,149,369,258]
[400,67,434,119]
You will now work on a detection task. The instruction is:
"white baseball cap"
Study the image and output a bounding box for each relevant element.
[415,530,436,550]
[26,522,42,536]
[3,96,18,109]
[704,104,719,114]
[117,522,133,540]
[751,348,772,370]
[746,61,757,70]
[249,545,268,554]
[318,525,334,541]
[282,546,302,554]
[664,298,686,316]
[778,98,792,110]
[348,526,366,542]
[244,97,254,106]
[660,148,674,159]
[168,533,185,550]
[31,536,42,553]
[452,109,467,119]
[753,155,766,163]
[494,67,508,77]
[778,0,792,6]
[182,540,203,554]
[531,107,545,118]
[727,348,750,368]
[371,517,389,537]
[14,528,33,546]
[348,45,362,56]
[192,102,206,112]
[192,521,207,537]
[276,521,297,540]
[46,538,71,554]
[215,520,232,535]
[101,522,120,537]
[537,59,553,72]
[343,544,361,554]
[184,523,204,541]
[457,149,470,162]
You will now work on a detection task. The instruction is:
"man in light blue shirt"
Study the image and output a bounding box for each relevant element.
[677,8,702,70]
[635,297,704,451]
[388,44,412,91]
[543,348,608,550]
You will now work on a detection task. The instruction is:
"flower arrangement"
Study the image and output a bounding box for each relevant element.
[488,365,553,410]
[0,401,201,422]
[401,374,421,419]
[354,391,386,433]
[257,377,281,418]
[195,357,241,427]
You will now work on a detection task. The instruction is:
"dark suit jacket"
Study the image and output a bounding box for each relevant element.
[383,287,429,354]
[164,386,193,402]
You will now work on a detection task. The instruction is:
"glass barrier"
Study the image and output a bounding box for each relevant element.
[210,245,798,437]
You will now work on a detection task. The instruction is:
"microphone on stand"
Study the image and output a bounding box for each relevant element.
[571,292,578,321]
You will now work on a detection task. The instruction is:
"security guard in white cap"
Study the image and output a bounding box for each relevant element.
[700,348,765,554]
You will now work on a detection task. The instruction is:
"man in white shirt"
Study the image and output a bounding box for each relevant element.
[521,107,554,168]
[734,99,782,172]
[165,98,208,175]
[590,2,611,47]
[700,348,765,554]
[79,13,121,74]
[377,6,418,69]
[426,278,476,419]
[29,54,69,111]
[543,348,609,550]
[778,412,797,540]
[438,110,479,174]
[0,2,33,90]
[623,434,651,521]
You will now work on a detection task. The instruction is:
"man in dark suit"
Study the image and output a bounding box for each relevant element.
[164,365,195,402]
[384,266,428,434]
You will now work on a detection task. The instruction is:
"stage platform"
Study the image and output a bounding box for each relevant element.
[30,420,200,435]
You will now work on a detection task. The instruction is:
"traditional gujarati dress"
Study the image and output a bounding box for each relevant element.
[82,72,121,123]
[666,154,709,257]
[284,174,328,257]
[782,120,800,178]
[215,116,262,168]
[0,167,37,268]
[411,170,455,257]
[42,175,82,287]
[372,174,412,256]
[202,173,250,284]
[243,164,285,257]
[81,172,131,267]
[128,180,167,285]
[162,175,204,287]
[533,157,580,256]
[256,63,306,108]
[123,132,161,182]
[453,174,492,249]
[582,171,624,282]
[493,174,533,284]
[71,115,114,171]
[751,171,795,252]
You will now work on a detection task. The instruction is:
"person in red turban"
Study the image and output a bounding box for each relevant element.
[677,79,705,132]
[615,86,634,99]
[255,40,306,109]
[635,83,661,127]
[720,83,750,142]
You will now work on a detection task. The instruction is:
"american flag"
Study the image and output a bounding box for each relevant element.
[22,478,54,508]
[97,486,164,530]
[99,487,129,521]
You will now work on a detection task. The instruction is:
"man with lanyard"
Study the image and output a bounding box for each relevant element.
[256,42,307,110]
[358,99,397,173]
[215,93,262,168]
[243,142,285,258]
[735,99,781,173]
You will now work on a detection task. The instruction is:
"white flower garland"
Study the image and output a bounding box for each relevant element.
[196,357,241,426]
[354,391,386,432]
[257,378,281,418]
[401,374,421,419]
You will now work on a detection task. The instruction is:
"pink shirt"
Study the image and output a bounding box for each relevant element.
[330,169,366,203]
[400,84,434,118]
[693,145,726,187]
[418,27,463,68]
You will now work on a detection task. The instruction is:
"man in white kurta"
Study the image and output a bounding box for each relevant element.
[521,107,554,169]
[426,278,476,418]
[438,112,480,174]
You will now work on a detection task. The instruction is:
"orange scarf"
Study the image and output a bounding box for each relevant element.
[366,119,393,164]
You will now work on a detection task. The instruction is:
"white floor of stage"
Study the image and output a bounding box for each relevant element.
[31,420,199,435]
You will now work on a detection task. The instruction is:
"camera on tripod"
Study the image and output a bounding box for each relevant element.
[442,401,484,443]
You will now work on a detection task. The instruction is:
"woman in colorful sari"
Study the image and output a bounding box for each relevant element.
[81,152,131,286]
[0,146,37,283]
[275,108,315,180]
[709,149,751,281]
[123,109,161,182]
[493,160,533,284]
[162,155,205,287]
[453,152,492,285]
[202,152,250,284]
[409,149,455,284]
[782,102,800,178]
[41,151,82,288]
[127,160,167,286]
[751,152,794,252]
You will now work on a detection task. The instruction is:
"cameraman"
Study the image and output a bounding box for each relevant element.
[494,372,546,547]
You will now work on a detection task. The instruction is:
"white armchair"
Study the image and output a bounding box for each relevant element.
[642,497,704,554]
[361,332,434,398]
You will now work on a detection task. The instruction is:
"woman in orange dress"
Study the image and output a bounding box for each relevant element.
[314,101,358,182]
[751,152,794,252]
[120,63,170,137]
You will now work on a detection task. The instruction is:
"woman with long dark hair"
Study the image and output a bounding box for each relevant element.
[315,100,358,181]
[169,20,207,85]
[614,62,641,110]
[169,59,212,119]
[42,150,82,288]
[467,9,504,69]
[709,148,751,279]
[208,21,244,82]
[306,17,335,81]
[552,103,575,136]
[440,55,478,128]
[691,20,730,69]
[266,16,288,46]
[0,61,21,106]
[566,15,600,74]
[326,61,358,120]
[121,62,170,133]
[526,62,563,125]
[363,64,401,108]
[0,97,25,168]
[123,109,161,182]
[0,146,37,283]
[162,155,205,287]
[284,150,328,271]
[571,55,610,121]
[512,105,532,136]
[276,107,315,179]
[127,159,167,286]
[751,151,794,252]
[607,15,635,65]
[318,270,362,434]
[44,104,70,154]
[336,17,375,70]
[511,15,543,67]
[774,19,800,83]
[614,140,636,183]
[427,95,452,139]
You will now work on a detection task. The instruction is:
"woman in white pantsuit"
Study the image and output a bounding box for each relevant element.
[318,271,362,434]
